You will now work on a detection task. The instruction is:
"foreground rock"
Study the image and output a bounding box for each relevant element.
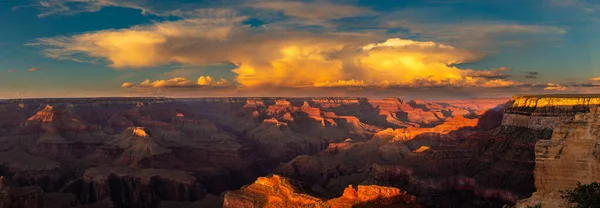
[509,95,600,207]
[0,176,43,208]
[223,174,420,208]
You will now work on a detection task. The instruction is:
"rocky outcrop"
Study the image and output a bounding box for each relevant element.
[0,176,44,208]
[512,95,600,207]
[64,167,206,207]
[223,174,420,208]
[374,115,479,142]
[105,127,172,166]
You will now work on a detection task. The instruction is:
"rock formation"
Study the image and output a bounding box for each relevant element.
[273,104,556,207]
[510,95,600,207]
[223,174,420,208]
[0,176,44,208]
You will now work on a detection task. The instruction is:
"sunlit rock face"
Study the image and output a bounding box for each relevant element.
[222,174,420,208]
[511,95,600,208]
[374,115,479,142]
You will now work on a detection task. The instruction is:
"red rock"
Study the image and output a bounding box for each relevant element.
[266,99,293,115]
[223,175,419,208]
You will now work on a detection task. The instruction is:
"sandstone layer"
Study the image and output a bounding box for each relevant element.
[511,95,600,207]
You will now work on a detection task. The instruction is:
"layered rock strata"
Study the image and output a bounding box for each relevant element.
[511,95,600,207]
[223,174,420,208]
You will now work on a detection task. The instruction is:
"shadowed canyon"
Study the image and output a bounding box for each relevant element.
[0,96,598,207]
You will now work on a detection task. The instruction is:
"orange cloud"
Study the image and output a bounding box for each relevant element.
[128,76,231,88]
[544,83,568,91]
[197,76,230,86]
[590,77,600,81]
[35,17,523,91]
[28,67,41,72]
[121,82,136,88]
[139,77,196,88]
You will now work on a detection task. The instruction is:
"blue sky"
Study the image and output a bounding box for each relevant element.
[0,0,599,98]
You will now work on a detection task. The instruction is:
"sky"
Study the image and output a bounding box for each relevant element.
[1,0,600,99]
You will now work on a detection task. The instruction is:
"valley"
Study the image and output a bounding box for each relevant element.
[0,96,595,207]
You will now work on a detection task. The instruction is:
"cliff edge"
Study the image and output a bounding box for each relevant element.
[509,95,600,207]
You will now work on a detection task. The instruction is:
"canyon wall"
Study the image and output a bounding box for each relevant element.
[508,95,600,208]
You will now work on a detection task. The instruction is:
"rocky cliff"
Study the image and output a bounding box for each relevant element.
[0,176,43,208]
[222,174,420,208]
[510,95,600,207]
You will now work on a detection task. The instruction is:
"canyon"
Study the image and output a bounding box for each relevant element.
[0,95,596,207]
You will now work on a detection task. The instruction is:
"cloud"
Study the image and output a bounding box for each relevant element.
[32,16,245,68]
[34,14,525,92]
[386,20,566,50]
[544,83,568,91]
[590,77,600,81]
[8,70,14,73]
[28,67,41,72]
[139,77,196,88]
[121,82,136,88]
[465,67,512,79]
[17,0,151,18]
[18,0,212,18]
[525,71,538,79]
[249,1,371,24]
[197,76,230,86]
[549,0,599,13]
[128,76,231,89]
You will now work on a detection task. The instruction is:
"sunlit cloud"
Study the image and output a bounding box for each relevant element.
[197,76,230,86]
[139,77,196,88]
[121,82,136,88]
[33,12,527,93]
[28,67,41,72]
[544,83,568,91]
[128,76,232,88]
[32,15,245,68]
